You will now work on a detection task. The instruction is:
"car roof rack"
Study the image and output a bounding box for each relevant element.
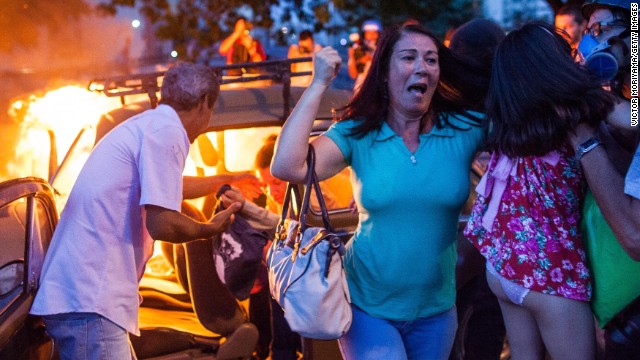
[87,57,313,119]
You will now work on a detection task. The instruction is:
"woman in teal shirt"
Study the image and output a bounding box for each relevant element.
[272,24,487,359]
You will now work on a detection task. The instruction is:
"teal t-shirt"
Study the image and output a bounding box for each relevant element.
[324,113,484,321]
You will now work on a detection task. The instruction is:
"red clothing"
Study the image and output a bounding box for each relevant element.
[464,148,592,301]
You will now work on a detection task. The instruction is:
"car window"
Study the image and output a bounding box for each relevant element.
[50,125,97,210]
[0,199,27,314]
[223,127,282,173]
[185,132,221,177]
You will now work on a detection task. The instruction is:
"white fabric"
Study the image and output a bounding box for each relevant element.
[31,105,189,335]
[486,262,530,306]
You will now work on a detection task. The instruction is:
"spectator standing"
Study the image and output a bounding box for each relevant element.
[448,18,507,360]
[288,30,323,87]
[30,62,242,359]
[219,18,266,76]
[348,19,381,92]
[572,1,638,358]
[464,23,616,360]
[577,0,636,263]
[579,0,632,99]
[271,24,489,359]
[555,4,587,55]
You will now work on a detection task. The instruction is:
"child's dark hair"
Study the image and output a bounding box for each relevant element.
[485,22,615,157]
[255,134,278,169]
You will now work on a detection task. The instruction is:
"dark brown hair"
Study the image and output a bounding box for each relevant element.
[485,22,615,157]
[254,134,278,169]
[338,24,489,137]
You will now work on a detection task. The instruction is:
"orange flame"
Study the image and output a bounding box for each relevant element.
[4,85,123,182]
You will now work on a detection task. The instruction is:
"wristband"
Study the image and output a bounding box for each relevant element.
[575,137,601,160]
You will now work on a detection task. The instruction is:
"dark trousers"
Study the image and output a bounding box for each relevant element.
[270,297,301,360]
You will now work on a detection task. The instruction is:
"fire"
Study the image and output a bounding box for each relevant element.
[4,85,123,182]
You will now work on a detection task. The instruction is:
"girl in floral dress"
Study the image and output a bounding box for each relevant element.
[464,23,615,360]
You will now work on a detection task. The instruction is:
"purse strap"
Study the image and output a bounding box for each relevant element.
[276,145,334,245]
[299,145,333,233]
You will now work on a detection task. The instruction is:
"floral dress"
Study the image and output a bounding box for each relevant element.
[464,147,592,301]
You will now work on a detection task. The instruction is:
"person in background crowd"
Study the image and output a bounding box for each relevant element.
[288,30,323,87]
[348,19,381,92]
[448,18,507,360]
[555,4,587,55]
[574,1,638,358]
[30,62,242,359]
[577,0,637,263]
[579,0,631,100]
[464,23,616,360]
[271,23,489,359]
[219,17,266,76]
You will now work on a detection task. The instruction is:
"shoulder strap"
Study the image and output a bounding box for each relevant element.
[277,145,334,242]
[300,145,333,232]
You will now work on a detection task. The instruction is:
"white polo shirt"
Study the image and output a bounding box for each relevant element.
[31,105,189,335]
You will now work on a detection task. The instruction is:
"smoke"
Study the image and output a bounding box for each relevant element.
[0,3,143,182]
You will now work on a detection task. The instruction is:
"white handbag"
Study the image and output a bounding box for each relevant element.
[266,145,352,340]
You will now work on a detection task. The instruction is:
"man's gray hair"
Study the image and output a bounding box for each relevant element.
[160,62,220,111]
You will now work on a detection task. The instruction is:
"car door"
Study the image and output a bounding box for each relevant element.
[0,177,58,359]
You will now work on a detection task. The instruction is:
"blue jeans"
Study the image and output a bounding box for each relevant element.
[338,305,457,360]
[43,312,135,360]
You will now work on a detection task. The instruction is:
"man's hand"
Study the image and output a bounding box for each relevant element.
[241,36,254,51]
[209,202,242,233]
[234,19,247,35]
[230,173,264,199]
[359,52,373,64]
[220,187,245,209]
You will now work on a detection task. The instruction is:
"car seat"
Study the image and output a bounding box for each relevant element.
[132,202,259,359]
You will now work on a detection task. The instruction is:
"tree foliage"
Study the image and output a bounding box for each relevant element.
[335,0,476,33]
[0,0,92,52]
[98,0,280,62]
[96,0,569,62]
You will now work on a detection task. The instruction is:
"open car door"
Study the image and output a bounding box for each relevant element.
[0,178,58,359]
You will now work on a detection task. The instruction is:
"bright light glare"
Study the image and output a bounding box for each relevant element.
[132,19,141,28]
[6,86,122,180]
[340,38,347,46]
[170,50,178,58]
[281,27,288,34]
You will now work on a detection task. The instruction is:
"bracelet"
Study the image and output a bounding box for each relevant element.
[575,137,601,160]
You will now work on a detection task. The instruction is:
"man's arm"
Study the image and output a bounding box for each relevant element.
[347,47,359,80]
[573,124,640,260]
[247,40,265,62]
[182,174,262,200]
[219,20,244,56]
[145,203,241,244]
[220,187,280,230]
[606,99,633,130]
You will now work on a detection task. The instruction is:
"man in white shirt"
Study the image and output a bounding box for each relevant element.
[30,62,241,359]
